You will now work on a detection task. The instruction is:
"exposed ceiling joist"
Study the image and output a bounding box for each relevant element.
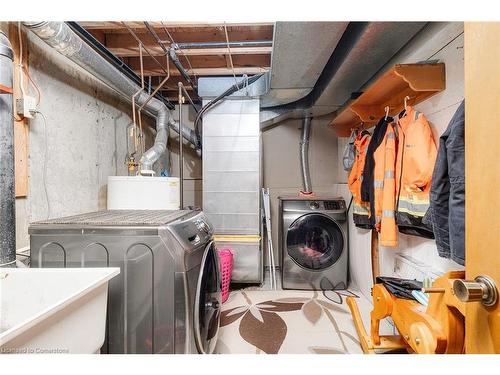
[126,54,270,69]
[126,54,270,76]
[136,66,268,77]
[79,21,274,103]
[102,28,273,49]
[80,21,274,31]
[108,45,273,57]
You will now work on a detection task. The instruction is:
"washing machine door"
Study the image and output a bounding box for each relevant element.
[194,241,221,354]
[286,213,344,271]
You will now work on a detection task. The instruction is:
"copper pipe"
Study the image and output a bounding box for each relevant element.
[123,22,170,78]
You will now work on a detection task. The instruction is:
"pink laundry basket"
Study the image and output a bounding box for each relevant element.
[217,248,234,303]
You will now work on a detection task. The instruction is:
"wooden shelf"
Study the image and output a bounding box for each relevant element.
[329,63,446,136]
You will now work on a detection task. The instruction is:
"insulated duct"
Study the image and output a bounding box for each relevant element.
[260,22,427,128]
[143,21,197,91]
[0,31,15,267]
[169,47,197,90]
[299,116,312,195]
[22,21,199,173]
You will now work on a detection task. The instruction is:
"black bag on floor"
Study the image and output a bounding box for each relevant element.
[375,276,423,300]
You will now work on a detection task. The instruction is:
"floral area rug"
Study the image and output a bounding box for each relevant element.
[215,289,371,354]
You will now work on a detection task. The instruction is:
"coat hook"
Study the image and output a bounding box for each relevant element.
[404,96,411,110]
[384,106,390,120]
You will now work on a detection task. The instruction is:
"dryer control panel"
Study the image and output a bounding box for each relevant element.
[168,211,214,251]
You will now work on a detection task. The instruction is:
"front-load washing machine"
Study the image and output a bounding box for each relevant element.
[279,197,348,290]
[29,210,221,354]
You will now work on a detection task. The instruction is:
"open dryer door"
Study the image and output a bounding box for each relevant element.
[286,213,345,271]
[194,241,222,354]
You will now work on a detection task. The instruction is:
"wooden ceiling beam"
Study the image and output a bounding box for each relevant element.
[102,28,273,50]
[80,22,274,32]
[137,66,269,77]
[126,54,270,70]
[108,45,273,57]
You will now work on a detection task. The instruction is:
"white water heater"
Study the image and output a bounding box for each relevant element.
[107,176,180,210]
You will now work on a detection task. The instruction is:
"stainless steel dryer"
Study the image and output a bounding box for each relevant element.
[279,197,348,290]
[29,210,221,354]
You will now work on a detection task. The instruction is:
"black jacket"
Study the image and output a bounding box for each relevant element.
[360,116,393,226]
[425,100,465,265]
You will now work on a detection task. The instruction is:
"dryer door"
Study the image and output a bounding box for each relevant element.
[286,213,344,271]
[194,241,222,354]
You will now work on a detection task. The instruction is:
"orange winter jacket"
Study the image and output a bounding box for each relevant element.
[395,106,437,238]
[373,122,398,247]
[348,130,372,229]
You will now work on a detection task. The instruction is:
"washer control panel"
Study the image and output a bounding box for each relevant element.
[281,198,346,216]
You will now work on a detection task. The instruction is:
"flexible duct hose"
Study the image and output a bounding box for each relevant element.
[300,116,313,195]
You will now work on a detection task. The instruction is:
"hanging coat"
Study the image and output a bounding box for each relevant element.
[348,130,372,228]
[342,129,357,172]
[395,106,437,239]
[361,117,392,204]
[361,116,394,234]
[426,101,465,265]
[372,121,398,247]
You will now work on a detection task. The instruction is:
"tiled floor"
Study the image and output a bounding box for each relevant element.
[215,269,394,354]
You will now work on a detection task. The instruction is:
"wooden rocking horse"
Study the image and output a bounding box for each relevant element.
[347,271,466,354]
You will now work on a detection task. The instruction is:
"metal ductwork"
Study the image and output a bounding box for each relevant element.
[23,21,199,173]
[0,31,15,267]
[261,22,348,108]
[260,22,428,128]
[299,116,312,195]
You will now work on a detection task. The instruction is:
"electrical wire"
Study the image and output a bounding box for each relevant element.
[23,66,41,105]
[223,23,239,88]
[34,110,51,220]
[122,22,171,80]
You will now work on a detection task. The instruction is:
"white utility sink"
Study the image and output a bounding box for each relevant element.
[0,267,119,354]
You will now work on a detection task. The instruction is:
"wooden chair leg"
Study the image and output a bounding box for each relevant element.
[346,296,376,354]
[347,296,409,354]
